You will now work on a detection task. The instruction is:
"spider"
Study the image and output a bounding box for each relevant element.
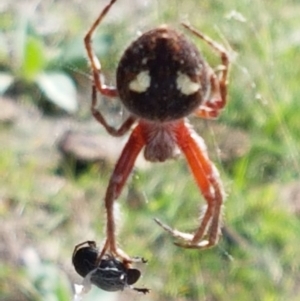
[84,0,230,265]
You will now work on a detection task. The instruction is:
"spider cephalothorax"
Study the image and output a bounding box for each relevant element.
[80,0,230,267]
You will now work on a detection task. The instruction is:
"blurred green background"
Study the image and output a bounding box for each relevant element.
[1,0,300,300]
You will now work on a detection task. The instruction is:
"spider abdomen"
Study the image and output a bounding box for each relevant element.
[117,25,209,122]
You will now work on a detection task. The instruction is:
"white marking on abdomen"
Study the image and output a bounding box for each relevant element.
[176,71,201,95]
[129,70,151,93]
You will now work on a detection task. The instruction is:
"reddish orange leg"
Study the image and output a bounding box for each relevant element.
[84,0,117,98]
[155,121,224,249]
[84,1,137,136]
[181,22,230,119]
[96,124,145,264]
[91,85,136,136]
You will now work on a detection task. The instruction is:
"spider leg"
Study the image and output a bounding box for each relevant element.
[155,121,224,249]
[91,85,136,136]
[84,0,118,97]
[96,124,145,264]
[194,66,224,119]
[181,22,230,119]
[85,1,137,136]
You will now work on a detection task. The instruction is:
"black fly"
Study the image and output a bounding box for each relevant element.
[72,241,149,294]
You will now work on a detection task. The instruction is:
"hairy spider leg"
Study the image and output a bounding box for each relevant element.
[91,85,136,136]
[85,0,136,137]
[96,124,145,264]
[84,0,118,97]
[155,121,224,249]
[181,23,230,119]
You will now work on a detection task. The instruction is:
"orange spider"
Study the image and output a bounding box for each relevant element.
[83,0,229,265]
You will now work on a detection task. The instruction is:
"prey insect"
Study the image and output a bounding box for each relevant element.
[73,241,149,293]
